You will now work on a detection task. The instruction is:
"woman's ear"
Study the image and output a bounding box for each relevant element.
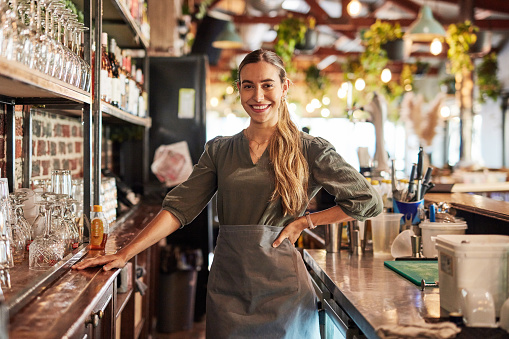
[282,78,290,96]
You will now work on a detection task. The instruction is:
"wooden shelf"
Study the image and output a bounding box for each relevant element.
[0,58,91,104]
[115,288,134,319]
[103,0,149,49]
[101,101,152,127]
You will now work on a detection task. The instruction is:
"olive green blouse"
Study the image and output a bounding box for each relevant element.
[162,131,382,227]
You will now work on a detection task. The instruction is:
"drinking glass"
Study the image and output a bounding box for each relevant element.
[29,194,64,270]
[18,0,38,69]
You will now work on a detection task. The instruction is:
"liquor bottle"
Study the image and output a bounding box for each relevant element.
[90,205,109,250]
[109,38,121,107]
[117,46,127,111]
[100,32,112,103]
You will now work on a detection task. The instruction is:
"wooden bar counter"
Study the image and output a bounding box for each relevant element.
[6,203,161,339]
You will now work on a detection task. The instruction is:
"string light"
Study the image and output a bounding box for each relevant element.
[355,78,365,91]
[226,86,234,95]
[210,97,219,107]
[440,106,451,118]
[381,68,392,83]
[430,38,443,55]
[347,0,361,17]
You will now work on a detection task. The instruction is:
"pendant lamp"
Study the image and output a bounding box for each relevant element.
[406,5,445,42]
[212,21,244,49]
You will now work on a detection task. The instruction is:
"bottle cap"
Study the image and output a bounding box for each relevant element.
[371,179,379,185]
[110,38,117,52]
[101,32,108,46]
[93,205,102,212]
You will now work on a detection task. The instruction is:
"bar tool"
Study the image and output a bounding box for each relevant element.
[411,235,422,258]
[420,279,439,291]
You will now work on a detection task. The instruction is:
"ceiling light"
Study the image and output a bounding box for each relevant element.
[212,21,244,49]
[430,38,443,55]
[347,0,362,17]
[406,5,446,42]
[381,68,392,83]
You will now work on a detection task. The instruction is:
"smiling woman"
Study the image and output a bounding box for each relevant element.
[74,49,382,339]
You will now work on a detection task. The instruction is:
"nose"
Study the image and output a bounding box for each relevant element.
[253,86,264,102]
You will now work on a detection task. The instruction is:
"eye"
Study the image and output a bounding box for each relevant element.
[242,84,253,89]
[263,83,274,89]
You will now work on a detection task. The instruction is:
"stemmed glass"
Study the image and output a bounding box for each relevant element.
[0,181,13,269]
[1,0,23,60]
[46,0,65,79]
[18,0,38,69]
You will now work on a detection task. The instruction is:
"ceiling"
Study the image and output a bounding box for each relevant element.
[196,0,509,81]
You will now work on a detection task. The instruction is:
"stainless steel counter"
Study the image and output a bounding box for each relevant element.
[303,249,441,338]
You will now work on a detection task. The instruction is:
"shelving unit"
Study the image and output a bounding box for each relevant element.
[0,0,152,337]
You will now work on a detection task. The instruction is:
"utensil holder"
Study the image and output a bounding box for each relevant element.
[325,223,342,253]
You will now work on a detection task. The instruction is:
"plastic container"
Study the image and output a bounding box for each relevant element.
[369,213,403,256]
[435,234,509,316]
[419,221,467,258]
[393,199,424,226]
[90,205,109,250]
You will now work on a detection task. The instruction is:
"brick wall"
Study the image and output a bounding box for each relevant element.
[0,106,84,188]
[30,109,84,182]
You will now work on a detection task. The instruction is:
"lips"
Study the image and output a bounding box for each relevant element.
[250,104,270,112]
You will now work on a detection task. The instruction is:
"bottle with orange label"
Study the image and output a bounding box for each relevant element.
[90,205,109,250]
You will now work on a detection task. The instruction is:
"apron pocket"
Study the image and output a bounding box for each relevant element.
[209,232,299,304]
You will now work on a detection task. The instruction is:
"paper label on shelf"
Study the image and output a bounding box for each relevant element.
[178,88,195,119]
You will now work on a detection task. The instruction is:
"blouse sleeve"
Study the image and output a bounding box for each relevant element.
[161,137,220,226]
[307,137,383,221]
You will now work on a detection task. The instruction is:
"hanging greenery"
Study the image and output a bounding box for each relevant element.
[304,65,330,97]
[476,52,501,103]
[275,16,311,72]
[445,21,478,74]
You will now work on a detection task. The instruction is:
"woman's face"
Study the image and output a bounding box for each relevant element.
[238,61,289,127]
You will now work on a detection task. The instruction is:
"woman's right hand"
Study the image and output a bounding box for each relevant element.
[72,252,128,271]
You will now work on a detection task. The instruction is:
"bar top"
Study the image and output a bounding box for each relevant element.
[8,203,161,338]
[425,193,509,222]
[303,249,442,338]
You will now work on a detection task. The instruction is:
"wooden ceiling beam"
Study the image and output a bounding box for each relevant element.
[436,0,509,15]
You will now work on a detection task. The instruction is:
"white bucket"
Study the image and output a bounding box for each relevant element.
[419,221,467,258]
[435,234,509,317]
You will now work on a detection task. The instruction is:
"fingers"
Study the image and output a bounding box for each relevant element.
[72,255,120,270]
[272,233,287,248]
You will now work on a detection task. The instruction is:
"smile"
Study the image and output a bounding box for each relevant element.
[251,104,270,111]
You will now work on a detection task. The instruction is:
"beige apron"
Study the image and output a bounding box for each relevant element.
[206,225,320,339]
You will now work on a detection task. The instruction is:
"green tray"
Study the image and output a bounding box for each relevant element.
[384,261,439,286]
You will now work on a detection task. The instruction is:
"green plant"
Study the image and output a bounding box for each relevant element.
[275,16,311,72]
[446,21,478,74]
[304,65,330,97]
[360,20,403,83]
[476,52,501,103]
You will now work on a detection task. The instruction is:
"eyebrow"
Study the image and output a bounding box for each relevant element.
[241,79,275,85]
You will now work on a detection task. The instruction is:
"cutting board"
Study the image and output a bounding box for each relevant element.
[384,261,439,286]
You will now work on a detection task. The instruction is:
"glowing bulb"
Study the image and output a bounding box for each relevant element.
[322,96,330,105]
[289,102,297,113]
[321,108,330,117]
[306,103,315,113]
[440,106,451,118]
[355,78,365,91]
[347,0,361,17]
[338,87,347,99]
[430,38,442,55]
[381,68,392,83]
[210,97,219,107]
[404,84,413,91]
[311,98,322,109]
[226,86,234,95]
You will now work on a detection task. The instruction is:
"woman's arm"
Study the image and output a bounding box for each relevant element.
[72,209,181,271]
[272,206,353,247]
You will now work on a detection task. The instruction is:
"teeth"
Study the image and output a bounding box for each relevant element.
[253,105,269,110]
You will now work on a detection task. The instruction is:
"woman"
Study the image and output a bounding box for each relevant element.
[74,49,383,338]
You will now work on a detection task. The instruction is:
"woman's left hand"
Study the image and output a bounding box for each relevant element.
[272,217,307,247]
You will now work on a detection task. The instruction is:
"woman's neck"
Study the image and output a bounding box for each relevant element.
[245,125,277,143]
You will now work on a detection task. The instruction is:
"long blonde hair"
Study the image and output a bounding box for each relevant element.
[238,49,309,216]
